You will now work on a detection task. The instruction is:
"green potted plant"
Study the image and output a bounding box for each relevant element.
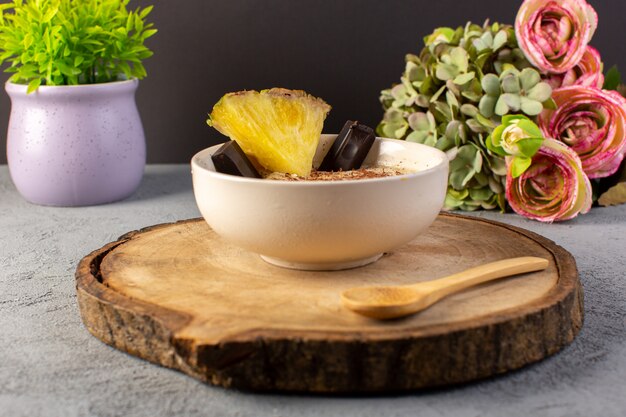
[0,0,156,206]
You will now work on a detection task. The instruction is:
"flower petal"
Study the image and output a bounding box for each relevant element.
[538,86,626,178]
[515,0,598,74]
[506,139,592,222]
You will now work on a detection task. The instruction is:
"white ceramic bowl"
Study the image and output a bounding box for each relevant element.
[191,135,449,270]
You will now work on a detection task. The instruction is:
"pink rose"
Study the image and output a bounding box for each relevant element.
[544,46,604,89]
[506,139,592,222]
[538,86,626,178]
[515,0,598,74]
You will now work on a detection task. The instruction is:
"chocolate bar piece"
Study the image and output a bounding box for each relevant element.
[318,120,376,172]
[211,140,261,178]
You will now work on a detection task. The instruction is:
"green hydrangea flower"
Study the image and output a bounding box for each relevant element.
[378,21,553,211]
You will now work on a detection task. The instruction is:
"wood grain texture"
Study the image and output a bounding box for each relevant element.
[75,213,583,392]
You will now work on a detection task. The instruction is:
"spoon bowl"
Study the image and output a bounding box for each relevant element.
[341,286,434,319]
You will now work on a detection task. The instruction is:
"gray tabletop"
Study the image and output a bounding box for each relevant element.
[1,165,625,417]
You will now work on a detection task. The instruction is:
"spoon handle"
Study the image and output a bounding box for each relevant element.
[416,256,549,303]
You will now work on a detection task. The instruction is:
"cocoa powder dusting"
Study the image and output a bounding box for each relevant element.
[264,167,409,181]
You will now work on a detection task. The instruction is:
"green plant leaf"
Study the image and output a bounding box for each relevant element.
[475,113,496,129]
[56,61,81,76]
[449,169,474,189]
[527,82,552,102]
[407,112,430,131]
[510,156,532,178]
[478,95,496,118]
[494,96,510,116]
[460,103,478,117]
[486,139,507,157]
[27,78,41,94]
[470,187,494,201]
[516,138,544,158]
[520,97,543,116]
[501,114,527,124]
[142,28,157,39]
[139,5,154,19]
[436,63,457,81]
[406,130,429,143]
[453,71,475,85]
[465,118,485,133]
[424,27,456,45]
[41,4,59,23]
[474,51,491,69]
[492,30,507,51]
[486,124,506,154]
[543,97,557,110]
[604,65,621,91]
[0,0,157,90]
[430,85,447,102]
[449,47,469,72]
[501,74,520,94]
[515,118,543,138]
[481,73,500,96]
[446,90,459,110]
[519,68,540,91]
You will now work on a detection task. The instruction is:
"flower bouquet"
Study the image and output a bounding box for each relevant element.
[378,0,626,222]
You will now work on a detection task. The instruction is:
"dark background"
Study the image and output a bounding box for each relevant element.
[0,0,623,164]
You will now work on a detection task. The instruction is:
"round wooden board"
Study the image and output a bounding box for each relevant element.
[75,213,582,393]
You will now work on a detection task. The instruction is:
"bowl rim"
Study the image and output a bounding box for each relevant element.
[191,136,449,186]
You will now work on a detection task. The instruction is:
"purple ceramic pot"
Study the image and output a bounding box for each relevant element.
[6,79,146,206]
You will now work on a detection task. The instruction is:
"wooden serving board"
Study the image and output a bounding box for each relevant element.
[76,213,582,393]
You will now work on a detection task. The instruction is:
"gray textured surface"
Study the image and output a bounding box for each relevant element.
[1,164,625,417]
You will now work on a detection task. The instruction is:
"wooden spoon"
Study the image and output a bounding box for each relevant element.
[341,256,549,320]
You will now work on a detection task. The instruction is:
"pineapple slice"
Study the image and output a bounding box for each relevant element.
[207,88,331,177]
